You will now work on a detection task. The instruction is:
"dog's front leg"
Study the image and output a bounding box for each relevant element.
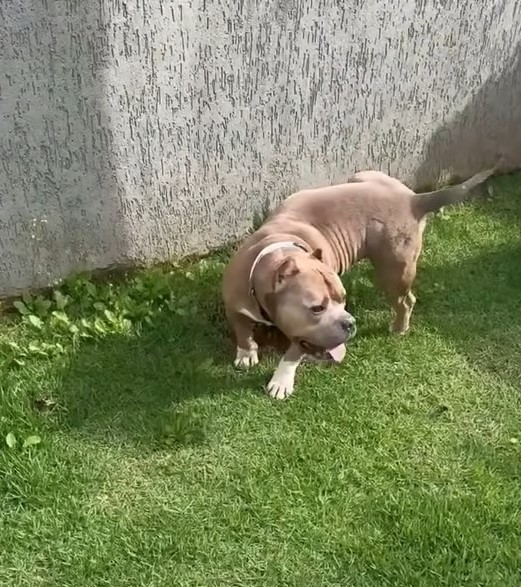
[267,342,304,400]
[228,312,259,368]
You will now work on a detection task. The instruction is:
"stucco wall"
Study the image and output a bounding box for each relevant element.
[1,0,521,296]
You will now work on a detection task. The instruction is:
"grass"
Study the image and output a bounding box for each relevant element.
[1,173,521,587]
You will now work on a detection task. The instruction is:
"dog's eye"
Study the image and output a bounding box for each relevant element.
[310,304,325,314]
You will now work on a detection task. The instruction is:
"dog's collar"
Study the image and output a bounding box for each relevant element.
[249,241,308,323]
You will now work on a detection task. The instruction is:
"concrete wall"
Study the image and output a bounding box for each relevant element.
[1,0,521,296]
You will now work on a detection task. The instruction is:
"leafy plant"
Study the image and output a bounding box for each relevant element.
[13,293,53,317]
[4,432,42,449]
[3,259,222,372]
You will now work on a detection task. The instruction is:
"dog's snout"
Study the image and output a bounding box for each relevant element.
[340,315,356,333]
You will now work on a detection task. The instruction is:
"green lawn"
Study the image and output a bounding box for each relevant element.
[1,174,521,587]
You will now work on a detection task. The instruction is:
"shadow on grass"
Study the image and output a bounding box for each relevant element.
[485,173,521,227]
[54,264,261,447]
[415,241,521,388]
[343,238,521,387]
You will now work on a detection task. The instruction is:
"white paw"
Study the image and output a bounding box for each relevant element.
[234,347,259,368]
[266,375,295,400]
[389,322,409,336]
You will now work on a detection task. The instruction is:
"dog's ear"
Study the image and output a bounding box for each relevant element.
[311,248,323,261]
[274,257,299,290]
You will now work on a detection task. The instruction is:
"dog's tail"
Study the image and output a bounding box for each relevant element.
[411,166,498,219]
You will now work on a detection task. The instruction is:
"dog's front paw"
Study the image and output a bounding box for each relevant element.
[266,375,294,400]
[234,347,259,368]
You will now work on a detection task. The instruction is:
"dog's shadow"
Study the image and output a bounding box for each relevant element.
[53,263,259,447]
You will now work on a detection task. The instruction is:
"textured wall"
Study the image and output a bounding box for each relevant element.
[1,0,521,296]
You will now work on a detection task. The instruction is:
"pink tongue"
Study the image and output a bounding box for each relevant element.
[327,343,346,363]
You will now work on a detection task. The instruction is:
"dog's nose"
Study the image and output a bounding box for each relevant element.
[340,316,356,334]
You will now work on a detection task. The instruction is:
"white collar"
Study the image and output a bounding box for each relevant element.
[249,241,307,292]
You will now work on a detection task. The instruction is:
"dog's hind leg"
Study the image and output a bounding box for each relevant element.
[374,260,418,335]
[390,289,417,334]
[370,223,423,335]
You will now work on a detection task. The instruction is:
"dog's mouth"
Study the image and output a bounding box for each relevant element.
[299,340,347,363]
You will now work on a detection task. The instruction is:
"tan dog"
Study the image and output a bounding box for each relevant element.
[222,168,495,399]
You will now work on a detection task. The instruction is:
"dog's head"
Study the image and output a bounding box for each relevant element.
[265,249,356,361]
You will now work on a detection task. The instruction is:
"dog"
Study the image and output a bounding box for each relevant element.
[222,167,496,399]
